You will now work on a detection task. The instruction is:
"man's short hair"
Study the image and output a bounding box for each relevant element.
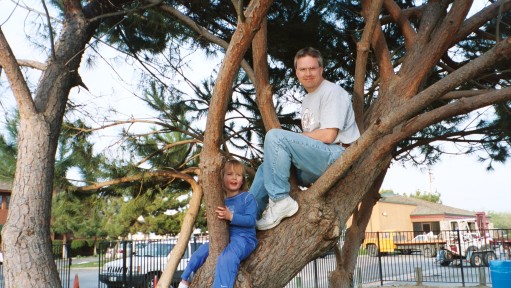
[294,47,324,69]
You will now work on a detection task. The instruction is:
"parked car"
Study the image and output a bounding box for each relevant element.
[114,241,148,259]
[99,239,204,288]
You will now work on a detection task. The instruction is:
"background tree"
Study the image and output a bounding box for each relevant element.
[1,1,511,288]
[488,212,511,230]
[407,189,442,204]
[0,0,146,286]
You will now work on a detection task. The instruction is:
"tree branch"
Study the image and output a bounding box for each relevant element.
[157,2,256,84]
[441,89,494,101]
[0,28,37,115]
[87,0,163,23]
[395,126,502,156]
[380,5,424,25]
[198,0,273,275]
[382,0,416,49]
[391,87,511,155]
[354,0,384,132]
[134,139,201,167]
[401,0,472,91]
[231,0,245,22]
[41,0,56,60]
[252,17,280,131]
[65,119,203,141]
[70,169,197,193]
[455,0,511,44]
[17,59,47,71]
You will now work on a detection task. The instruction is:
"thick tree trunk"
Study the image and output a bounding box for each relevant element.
[194,1,274,286]
[2,116,61,286]
[0,1,134,286]
[329,169,388,287]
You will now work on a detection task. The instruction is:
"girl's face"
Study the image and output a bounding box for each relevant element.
[223,166,244,195]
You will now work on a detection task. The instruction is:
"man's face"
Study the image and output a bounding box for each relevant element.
[295,56,324,93]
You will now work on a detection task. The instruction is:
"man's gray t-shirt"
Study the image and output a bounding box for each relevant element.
[301,80,360,144]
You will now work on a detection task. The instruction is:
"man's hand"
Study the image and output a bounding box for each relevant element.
[303,128,338,143]
[215,206,233,221]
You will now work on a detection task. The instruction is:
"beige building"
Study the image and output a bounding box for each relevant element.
[364,192,480,234]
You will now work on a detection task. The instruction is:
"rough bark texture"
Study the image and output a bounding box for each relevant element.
[329,170,387,287]
[158,171,202,287]
[0,0,134,286]
[3,116,61,287]
[194,1,274,286]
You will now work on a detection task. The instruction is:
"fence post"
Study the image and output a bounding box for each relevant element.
[295,276,302,288]
[478,267,486,286]
[121,240,127,285]
[377,232,384,286]
[313,259,319,288]
[457,229,466,286]
[415,267,423,286]
[356,267,362,288]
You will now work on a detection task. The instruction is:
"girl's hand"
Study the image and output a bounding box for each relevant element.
[215,206,232,221]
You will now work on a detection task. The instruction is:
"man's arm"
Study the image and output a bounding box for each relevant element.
[302,128,339,144]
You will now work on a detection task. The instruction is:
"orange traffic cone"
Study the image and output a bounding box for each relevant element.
[153,274,158,286]
[73,274,80,288]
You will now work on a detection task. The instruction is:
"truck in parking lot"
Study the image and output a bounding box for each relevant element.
[362,212,500,266]
[437,217,496,267]
[363,231,445,258]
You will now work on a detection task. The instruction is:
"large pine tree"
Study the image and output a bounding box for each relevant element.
[0,1,510,287]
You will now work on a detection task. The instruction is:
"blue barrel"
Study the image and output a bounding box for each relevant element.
[490,260,511,288]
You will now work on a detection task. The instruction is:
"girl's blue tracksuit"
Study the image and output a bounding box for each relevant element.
[181,191,258,288]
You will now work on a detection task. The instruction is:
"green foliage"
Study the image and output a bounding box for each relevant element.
[488,211,511,229]
[70,239,88,250]
[0,113,18,181]
[380,189,395,196]
[51,191,108,239]
[406,190,442,204]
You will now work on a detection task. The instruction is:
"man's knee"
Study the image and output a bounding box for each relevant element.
[265,128,284,145]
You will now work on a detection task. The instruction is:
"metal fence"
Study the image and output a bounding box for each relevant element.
[94,229,511,287]
[286,253,336,288]
[1,229,509,287]
[356,229,511,287]
[283,228,511,287]
[97,237,208,288]
[0,243,71,288]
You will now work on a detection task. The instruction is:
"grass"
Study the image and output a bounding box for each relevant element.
[71,258,102,268]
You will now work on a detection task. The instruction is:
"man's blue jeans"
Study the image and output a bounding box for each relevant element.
[249,129,345,218]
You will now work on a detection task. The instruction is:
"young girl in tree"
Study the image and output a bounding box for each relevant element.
[178,159,258,288]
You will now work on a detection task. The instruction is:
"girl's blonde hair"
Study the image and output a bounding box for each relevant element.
[221,159,248,191]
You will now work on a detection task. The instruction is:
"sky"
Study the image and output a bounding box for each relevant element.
[1,1,510,213]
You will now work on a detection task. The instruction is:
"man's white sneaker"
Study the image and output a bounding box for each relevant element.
[256,197,299,230]
[178,282,189,288]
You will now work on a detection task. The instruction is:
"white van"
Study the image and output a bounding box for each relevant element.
[99,239,205,288]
